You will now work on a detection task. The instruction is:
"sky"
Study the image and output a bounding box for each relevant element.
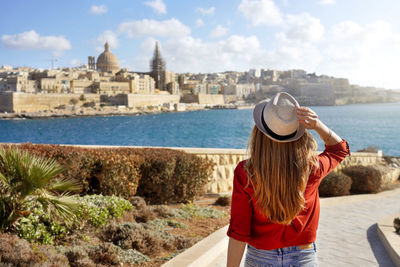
[2,0,400,89]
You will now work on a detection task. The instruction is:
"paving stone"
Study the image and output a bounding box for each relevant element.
[210,188,400,266]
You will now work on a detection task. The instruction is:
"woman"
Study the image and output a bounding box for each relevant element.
[227,92,350,267]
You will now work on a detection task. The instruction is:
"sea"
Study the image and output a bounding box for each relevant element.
[0,102,399,156]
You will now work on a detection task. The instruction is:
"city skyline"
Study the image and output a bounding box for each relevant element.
[2,0,400,89]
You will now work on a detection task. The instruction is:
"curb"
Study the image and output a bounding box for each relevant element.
[161,225,228,267]
[377,212,400,267]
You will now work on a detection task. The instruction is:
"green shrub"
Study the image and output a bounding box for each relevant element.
[130,196,155,223]
[214,195,232,206]
[147,218,188,229]
[135,149,215,204]
[76,195,133,227]
[0,233,69,266]
[104,222,163,255]
[11,143,143,200]
[169,204,226,219]
[319,172,352,197]
[16,194,132,244]
[118,248,150,265]
[342,165,383,193]
[0,147,81,231]
[152,205,171,218]
[103,221,197,256]
[167,219,188,229]
[88,243,120,265]
[17,202,68,245]
[8,144,214,204]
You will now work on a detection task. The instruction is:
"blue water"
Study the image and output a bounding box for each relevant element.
[0,102,399,156]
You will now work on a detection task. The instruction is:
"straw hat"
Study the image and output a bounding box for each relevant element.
[253,92,305,143]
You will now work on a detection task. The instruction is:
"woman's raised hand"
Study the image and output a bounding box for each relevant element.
[296,107,319,130]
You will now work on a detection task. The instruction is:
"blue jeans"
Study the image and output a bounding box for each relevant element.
[244,243,318,267]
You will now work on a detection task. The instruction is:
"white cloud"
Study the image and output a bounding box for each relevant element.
[319,20,400,88]
[95,30,119,52]
[196,18,205,27]
[278,13,324,43]
[210,25,228,38]
[265,43,322,71]
[90,5,108,15]
[331,21,363,41]
[129,34,265,73]
[118,18,191,38]
[318,0,336,5]
[141,37,159,52]
[144,0,167,14]
[1,30,71,55]
[197,7,215,16]
[222,35,260,53]
[238,0,282,26]
[130,31,322,76]
[281,0,289,6]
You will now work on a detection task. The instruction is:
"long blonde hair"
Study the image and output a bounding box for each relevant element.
[246,126,318,225]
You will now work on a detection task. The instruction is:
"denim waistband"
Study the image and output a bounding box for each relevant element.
[247,242,316,256]
[245,243,318,267]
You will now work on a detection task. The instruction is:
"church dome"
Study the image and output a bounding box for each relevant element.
[96,42,120,73]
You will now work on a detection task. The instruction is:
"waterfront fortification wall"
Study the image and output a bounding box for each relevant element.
[101,93,179,107]
[0,93,101,113]
[198,94,224,105]
[181,94,225,105]
[125,94,180,108]
[0,93,180,112]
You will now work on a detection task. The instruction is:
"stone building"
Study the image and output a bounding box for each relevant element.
[96,42,120,73]
[115,71,155,94]
[1,72,38,93]
[207,83,221,94]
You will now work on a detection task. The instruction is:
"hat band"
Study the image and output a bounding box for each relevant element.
[261,105,297,141]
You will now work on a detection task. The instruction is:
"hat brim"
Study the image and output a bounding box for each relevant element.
[253,100,305,143]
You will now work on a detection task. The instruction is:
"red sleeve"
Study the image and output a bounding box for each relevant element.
[227,162,253,243]
[310,139,350,185]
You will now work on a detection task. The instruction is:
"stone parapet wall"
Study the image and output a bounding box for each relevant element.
[179,148,383,193]
[176,147,248,193]
[1,143,385,194]
[126,94,180,108]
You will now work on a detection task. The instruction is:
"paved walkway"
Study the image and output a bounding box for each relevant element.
[209,187,400,267]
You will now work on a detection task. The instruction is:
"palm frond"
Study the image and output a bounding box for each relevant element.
[47,177,81,193]
[0,147,81,230]
[36,191,80,224]
[27,155,65,190]
[0,147,21,188]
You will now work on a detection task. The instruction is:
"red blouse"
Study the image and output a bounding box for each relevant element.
[227,140,350,250]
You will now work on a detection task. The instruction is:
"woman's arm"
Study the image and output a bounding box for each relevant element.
[297,107,342,146]
[227,237,246,267]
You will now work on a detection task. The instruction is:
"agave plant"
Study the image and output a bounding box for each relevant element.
[0,147,81,231]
